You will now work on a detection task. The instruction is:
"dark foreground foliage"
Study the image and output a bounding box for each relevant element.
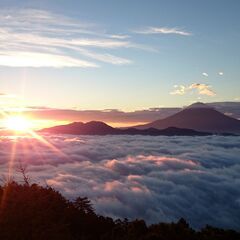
[0,182,239,240]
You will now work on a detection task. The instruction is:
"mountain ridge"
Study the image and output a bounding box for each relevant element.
[40,121,213,136]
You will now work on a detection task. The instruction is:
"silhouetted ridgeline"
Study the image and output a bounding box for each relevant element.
[40,121,213,136]
[0,181,239,240]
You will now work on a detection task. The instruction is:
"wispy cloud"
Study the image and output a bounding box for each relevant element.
[0,9,139,68]
[109,34,130,40]
[171,83,216,96]
[134,27,191,36]
[0,51,98,68]
[76,49,132,65]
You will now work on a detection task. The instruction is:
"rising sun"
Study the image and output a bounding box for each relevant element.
[4,116,32,132]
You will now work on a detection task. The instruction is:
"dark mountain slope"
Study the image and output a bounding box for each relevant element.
[41,121,212,136]
[135,103,240,134]
[41,121,120,135]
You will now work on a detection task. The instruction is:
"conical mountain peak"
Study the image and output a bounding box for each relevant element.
[134,102,240,133]
[186,102,213,109]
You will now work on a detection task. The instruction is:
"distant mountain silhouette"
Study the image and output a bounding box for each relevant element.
[40,121,212,136]
[134,102,240,134]
[41,121,118,135]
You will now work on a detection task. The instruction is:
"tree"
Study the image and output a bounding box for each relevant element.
[73,196,95,215]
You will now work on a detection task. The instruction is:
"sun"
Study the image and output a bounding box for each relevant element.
[4,116,32,132]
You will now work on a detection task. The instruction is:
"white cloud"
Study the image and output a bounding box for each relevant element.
[0,51,98,68]
[189,83,216,96]
[170,85,186,95]
[0,9,137,68]
[77,49,132,65]
[218,72,224,76]
[110,34,130,39]
[134,27,191,36]
[0,134,239,230]
[202,72,208,77]
[170,83,216,96]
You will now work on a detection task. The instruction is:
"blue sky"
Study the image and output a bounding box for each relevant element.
[0,0,239,111]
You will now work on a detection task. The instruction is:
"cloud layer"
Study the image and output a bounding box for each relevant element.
[0,134,240,230]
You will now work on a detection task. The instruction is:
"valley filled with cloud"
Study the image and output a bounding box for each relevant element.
[0,134,239,230]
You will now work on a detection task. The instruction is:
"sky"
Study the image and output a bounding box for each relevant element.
[0,0,240,126]
[0,1,240,230]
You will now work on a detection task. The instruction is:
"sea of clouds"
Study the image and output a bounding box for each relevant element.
[0,134,240,230]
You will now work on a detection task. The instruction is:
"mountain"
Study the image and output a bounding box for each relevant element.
[134,102,240,134]
[40,121,212,136]
[40,121,119,135]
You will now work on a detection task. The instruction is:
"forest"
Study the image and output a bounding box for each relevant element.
[0,177,239,240]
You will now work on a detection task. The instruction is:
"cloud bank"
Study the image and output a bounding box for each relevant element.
[0,134,240,230]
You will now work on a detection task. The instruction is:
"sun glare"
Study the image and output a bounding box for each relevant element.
[4,116,32,132]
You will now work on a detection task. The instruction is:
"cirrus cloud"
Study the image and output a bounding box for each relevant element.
[0,9,140,68]
[134,27,192,36]
[0,51,98,68]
